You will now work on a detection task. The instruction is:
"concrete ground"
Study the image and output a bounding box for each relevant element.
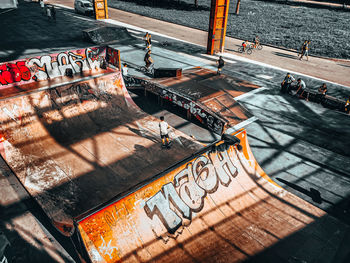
[0,0,349,262]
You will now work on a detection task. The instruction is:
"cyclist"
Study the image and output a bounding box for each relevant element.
[144,50,153,70]
[253,35,260,48]
[281,73,295,94]
[242,40,249,52]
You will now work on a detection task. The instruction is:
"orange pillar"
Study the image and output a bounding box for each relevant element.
[207,0,230,55]
[235,0,241,15]
[94,0,108,20]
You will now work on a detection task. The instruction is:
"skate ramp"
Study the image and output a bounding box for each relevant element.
[0,70,202,236]
[75,128,326,263]
[141,68,257,134]
[83,26,136,45]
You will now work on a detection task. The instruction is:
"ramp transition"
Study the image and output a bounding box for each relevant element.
[75,129,327,263]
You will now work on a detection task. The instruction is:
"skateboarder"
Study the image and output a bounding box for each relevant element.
[159,116,171,148]
[216,56,225,75]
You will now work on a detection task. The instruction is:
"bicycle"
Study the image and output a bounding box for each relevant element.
[250,43,263,50]
[238,46,252,55]
[140,63,155,75]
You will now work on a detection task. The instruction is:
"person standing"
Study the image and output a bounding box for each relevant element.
[46,5,52,20]
[51,6,56,22]
[159,116,171,147]
[345,96,350,114]
[122,63,128,77]
[216,56,225,75]
[40,0,45,14]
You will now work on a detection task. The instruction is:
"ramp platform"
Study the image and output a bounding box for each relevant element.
[139,68,258,134]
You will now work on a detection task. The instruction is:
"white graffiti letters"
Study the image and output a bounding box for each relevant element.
[144,183,191,234]
[28,48,102,80]
[144,148,239,239]
[174,164,206,212]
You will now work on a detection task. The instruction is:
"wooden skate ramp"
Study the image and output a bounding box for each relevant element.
[141,68,258,134]
[75,129,326,263]
[0,71,202,236]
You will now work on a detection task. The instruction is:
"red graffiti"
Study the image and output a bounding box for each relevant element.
[0,61,31,85]
[107,48,119,68]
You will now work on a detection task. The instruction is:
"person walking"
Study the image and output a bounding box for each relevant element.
[159,116,171,148]
[40,0,45,15]
[46,5,52,20]
[216,56,225,75]
[300,40,310,61]
[51,5,56,22]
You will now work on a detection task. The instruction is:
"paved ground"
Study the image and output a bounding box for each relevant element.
[0,0,350,262]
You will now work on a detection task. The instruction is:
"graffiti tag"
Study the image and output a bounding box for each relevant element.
[144,148,238,240]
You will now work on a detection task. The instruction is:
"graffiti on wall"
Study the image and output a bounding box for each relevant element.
[0,47,107,87]
[144,81,224,134]
[143,146,238,239]
[106,47,120,69]
[48,82,100,107]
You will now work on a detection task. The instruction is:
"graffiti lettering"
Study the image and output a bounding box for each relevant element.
[144,183,191,234]
[144,148,238,238]
[0,62,31,85]
[49,82,98,107]
[98,235,118,259]
[143,82,224,134]
[0,47,106,86]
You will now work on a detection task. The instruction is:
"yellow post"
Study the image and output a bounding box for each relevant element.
[94,0,108,20]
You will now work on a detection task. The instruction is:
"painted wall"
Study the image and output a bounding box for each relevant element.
[0,47,107,88]
[76,129,277,262]
[143,81,225,135]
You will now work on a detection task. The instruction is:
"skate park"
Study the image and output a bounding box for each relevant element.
[0,0,350,262]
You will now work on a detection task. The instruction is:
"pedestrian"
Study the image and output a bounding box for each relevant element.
[299,40,306,59]
[159,116,171,148]
[144,50,153,70]
[281,72,295,94]
[122,63,128,77]
[51,5,56,21]
[216,56,225,75]
[40,0,45,15]
[345,95,350,114]
[300,40,310,61]
[46,5,52,20]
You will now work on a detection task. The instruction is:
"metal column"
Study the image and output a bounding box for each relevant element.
[94,0,108,20]
[207,0,230,55]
